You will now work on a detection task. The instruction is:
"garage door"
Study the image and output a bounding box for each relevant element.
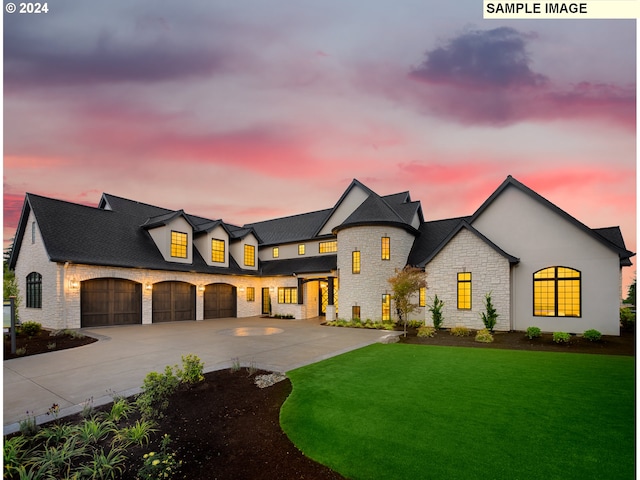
[152,281,196,322]
[204,283,237,319]
[81,278,142,327]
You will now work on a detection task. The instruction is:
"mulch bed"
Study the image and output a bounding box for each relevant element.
[5,327,634,479]
[3,328,98,360]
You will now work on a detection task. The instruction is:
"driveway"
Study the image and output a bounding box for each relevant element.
[3,316,395,433]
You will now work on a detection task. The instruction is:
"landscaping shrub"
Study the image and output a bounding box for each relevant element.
[136,366,180,420]
[428,295,444,329]
[475,328,494,343]
[19,321,42,337]
[138,434,182,480]
[526,326,542,339]
[450,326,470,337]
[406,320,424,328]
[620,307,635,331]
[480,292,498,332]
[175,354,204,384]
[417,326,436,338]
[583,329,602,342]
[553,332,571,344]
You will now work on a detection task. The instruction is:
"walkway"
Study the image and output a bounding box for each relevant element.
[3,316,396,433]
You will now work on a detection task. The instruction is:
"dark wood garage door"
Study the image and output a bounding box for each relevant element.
[152,281,196,323]
[81,278,142,327]
[204,283,237,319]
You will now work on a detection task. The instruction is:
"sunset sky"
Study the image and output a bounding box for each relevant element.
[3,1,636,292]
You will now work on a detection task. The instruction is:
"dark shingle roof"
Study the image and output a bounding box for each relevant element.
[12,193,255,275]
[407,216,471,267]
[245,209,332,246]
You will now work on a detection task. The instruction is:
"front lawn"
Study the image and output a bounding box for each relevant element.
[281,344,635,480]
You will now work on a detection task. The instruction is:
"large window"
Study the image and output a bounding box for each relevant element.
[26,272,42,308]
[457,272,472,309]
[319,240,337,253]
[381,237,390,260]
[278,287,298,304]
[244,245,255,267]
[352,251,361,274]
[170,231,188,258]
[534,267,581,317]
[211,239,225,263]
[382,294,391,321]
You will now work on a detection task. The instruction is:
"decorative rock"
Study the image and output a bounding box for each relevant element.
[379,334,400,344]
[254,372,287,389]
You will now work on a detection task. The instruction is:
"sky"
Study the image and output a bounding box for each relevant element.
[2,1,636,294]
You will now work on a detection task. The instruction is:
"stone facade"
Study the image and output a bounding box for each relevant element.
[337,225,417,322]
[425,228,511,331]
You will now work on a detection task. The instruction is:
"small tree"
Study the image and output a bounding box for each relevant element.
[3,261,21,322]
[388,266,427,336]
[428,295,444,329]
[480,292,498,332]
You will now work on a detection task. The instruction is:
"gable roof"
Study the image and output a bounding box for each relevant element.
[9,193,255,275]
[416,219,520,267]
[141,210,195,230]
[471,176,635,266]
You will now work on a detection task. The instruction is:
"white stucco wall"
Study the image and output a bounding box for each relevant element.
[147,216,194,264]
[337,225,416,322]
[318,184,369,236]
[425,229,511,331]
[194,224,229,267]
[230,234,259,271]
[472,186,622,335]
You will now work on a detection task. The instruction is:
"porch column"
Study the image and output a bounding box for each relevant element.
[326,277,336,320]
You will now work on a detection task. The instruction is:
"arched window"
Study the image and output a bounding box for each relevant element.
[533,267,581,317]
[26,272,42,309]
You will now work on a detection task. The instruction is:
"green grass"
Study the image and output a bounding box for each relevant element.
[281,344,635,480]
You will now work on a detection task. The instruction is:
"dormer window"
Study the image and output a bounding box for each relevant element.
[171,231,188,258]
[244,245,256,267]
[211,239,225,263]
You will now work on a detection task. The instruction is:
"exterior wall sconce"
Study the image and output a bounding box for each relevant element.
[269,286,275,293]
[145,283,153,291]
[197,285,205,292]
[68,279,79,290]
[238,286,245,293]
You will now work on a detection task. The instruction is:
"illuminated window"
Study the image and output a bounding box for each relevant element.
[382,294,391,321]
[457,272,472,309]
[246,287,255,302]
[244,245,255,267]
[534,267,581,317]
[419,287,426,307]
[211,239,225,263]
[298,244,305,255]
[381,237,390,260]
[352,251,361,274]
[319,240,337,253]
[272,247,279,258]
[352,305,361,320]
[171,231,188,258]
[26,272,42,308]
[278,287,298,304]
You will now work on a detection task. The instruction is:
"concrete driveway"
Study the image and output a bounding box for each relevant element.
[4,316,395,433]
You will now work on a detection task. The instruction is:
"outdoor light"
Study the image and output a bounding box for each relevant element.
[239,286,245,292]
[68,279,79,290]
[269,286,274,292]
[145,283,153,291]
[197,285,205,292]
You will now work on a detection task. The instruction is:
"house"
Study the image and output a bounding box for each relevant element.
[9,176,633,335]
